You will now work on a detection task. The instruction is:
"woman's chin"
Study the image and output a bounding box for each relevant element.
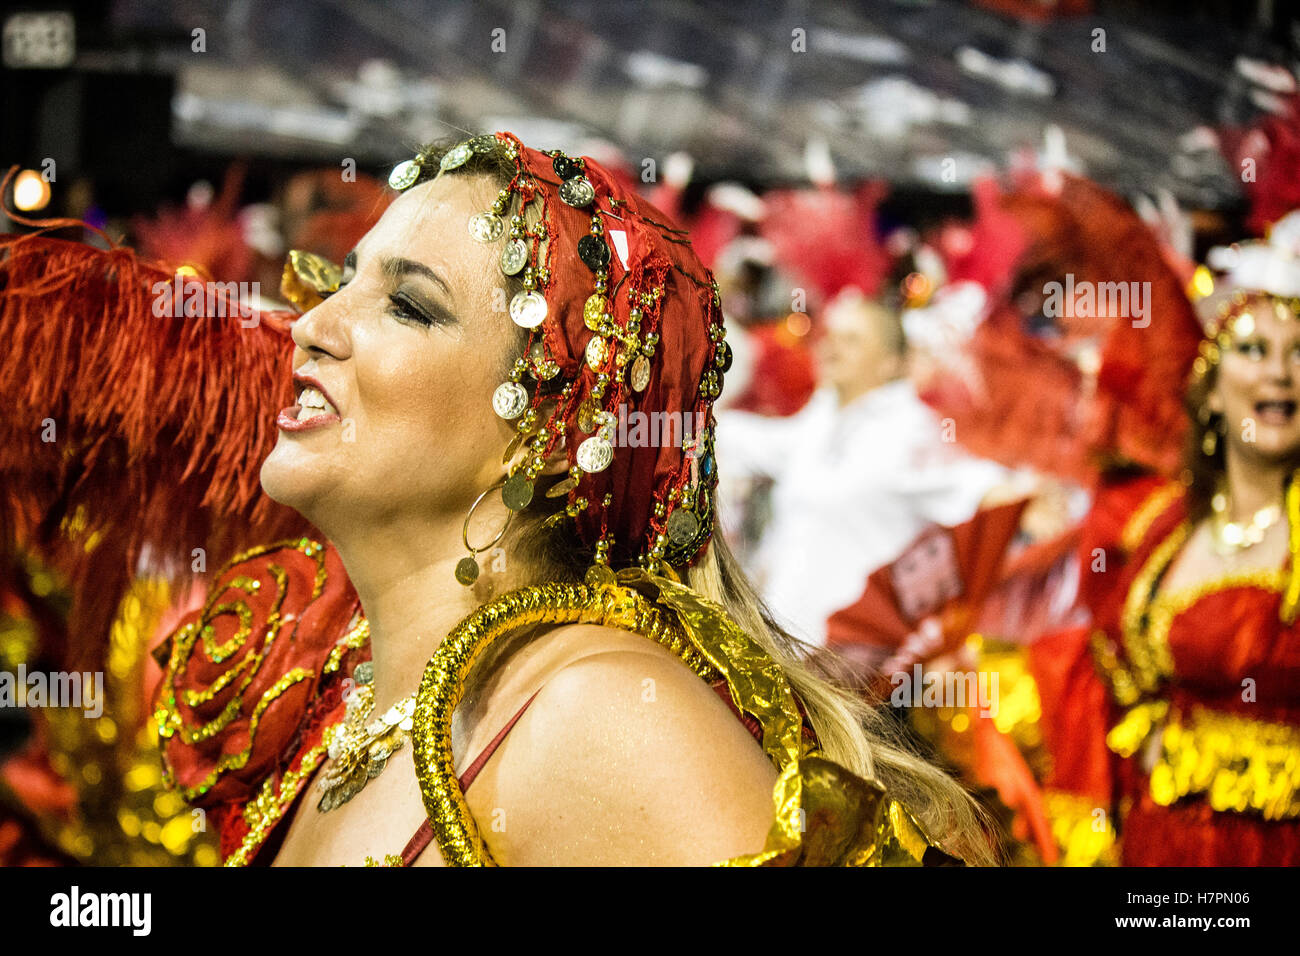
[1234,436,1300,470]
[259,449,322,513]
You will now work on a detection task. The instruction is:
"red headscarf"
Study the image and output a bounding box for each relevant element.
[421,132,728,569]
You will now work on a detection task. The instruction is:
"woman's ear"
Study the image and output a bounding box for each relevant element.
[540,430,569,477]
[502,425,570,478]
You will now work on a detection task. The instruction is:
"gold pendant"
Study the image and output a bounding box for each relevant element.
[317,692,415,812]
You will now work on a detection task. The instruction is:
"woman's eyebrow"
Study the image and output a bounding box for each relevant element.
[380,255,454,303]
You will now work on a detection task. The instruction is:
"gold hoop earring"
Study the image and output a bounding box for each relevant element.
[455,482,513,586]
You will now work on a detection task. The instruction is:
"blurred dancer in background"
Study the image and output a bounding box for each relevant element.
[716,287,1008,647]
[1028,217,1300,865]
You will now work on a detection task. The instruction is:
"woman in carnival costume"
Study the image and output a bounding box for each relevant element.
[1027,212,1300,865]
[1,134,993,866]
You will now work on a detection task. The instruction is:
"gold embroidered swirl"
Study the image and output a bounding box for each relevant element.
[154,538,328,800]
[223,616,372,866]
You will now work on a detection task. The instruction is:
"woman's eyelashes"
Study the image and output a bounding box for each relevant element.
[387,290,449,328]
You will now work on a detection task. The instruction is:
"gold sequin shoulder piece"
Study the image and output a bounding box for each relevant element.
[410,567,965,866]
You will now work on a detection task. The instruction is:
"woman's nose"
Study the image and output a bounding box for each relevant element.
[290,294,351,360]
[1264,343,1293,383]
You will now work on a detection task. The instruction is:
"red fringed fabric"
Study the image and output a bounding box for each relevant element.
[0,225,309,672]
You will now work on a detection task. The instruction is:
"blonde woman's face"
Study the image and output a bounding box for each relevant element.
[260,175,521,536]
[1211,305,1300,463]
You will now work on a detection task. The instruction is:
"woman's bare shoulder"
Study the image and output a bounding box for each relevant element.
[463,622,779,865]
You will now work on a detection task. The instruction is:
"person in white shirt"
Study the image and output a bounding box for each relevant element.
[715,289,1008,647]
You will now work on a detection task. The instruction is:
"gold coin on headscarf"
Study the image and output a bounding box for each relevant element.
[666,508,699,546]
[388,159,421,190]
[545,476,578,498]
[500,238,529,276]
[469,212,505,243]
[630,354,651,392]
[510,290,548,329]
[440,142,473,171]
[584,564,617,589]
[576,436,613,473]
[577,397,599,433]
[583,294,607,330]
[560,176,595,207]
[492,382,529,419]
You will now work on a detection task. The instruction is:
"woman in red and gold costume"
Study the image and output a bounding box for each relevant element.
[2,134,993,866]
[1029,218,1300,865]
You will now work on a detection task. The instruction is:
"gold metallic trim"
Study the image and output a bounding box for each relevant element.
[1119,481,1183,555]
[1147,705,1300,820]
[324,616,370,674]
[410,576,716,866]
[226,737,333,866]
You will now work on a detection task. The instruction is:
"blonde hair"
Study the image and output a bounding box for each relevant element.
[683,528,998,865]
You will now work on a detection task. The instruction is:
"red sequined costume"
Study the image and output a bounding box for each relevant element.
[1030,475,1300,864]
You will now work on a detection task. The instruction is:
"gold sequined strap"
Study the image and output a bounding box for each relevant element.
[1145,705,1300,820]
[410,574,716,866]
[411,569,960,866]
